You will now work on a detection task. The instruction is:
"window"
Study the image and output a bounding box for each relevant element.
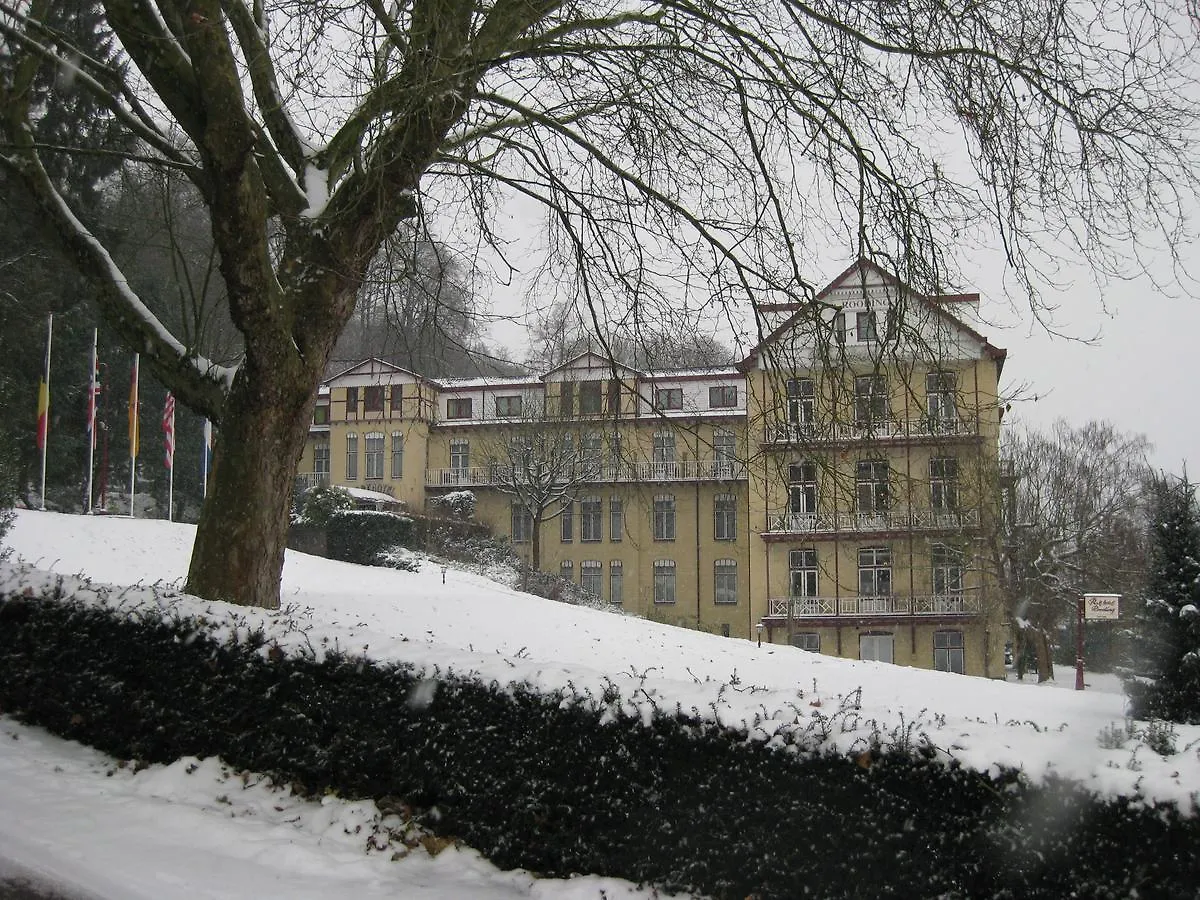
[313,404,330,425]
[560,560,573,579]
[713,429,737,477]
[655,387,683,411]
[926,371,958,426]
[860,633,895,664]
[390,384,403,414]
[856,310,877,342]
[450,439,470,471]
[609,432,623,471]
[833,312,847,344]
[786,378,814,425]
[930,457,959,511]
[791,632,820,652]
[934,631,965,674]
[932,544,965,597]
[391,432,404,478]
[653,430,676,478]
[714,493,737,540]
[714,559,737,605]
[345,387,359,418]
[854,375,888,425]
[365,432,385,479]
[313,442,330,475]
[607,379,621,415]
[581,560,602,597]
[653,560,676,604]
[559,381,574,417]
[856,460,890,514]
[653,494,676,541]
[560,500,574,542]
[610,560,624,605]
[789,548,818,597]
[345,433,358,480]
[364,386,385,412]
[495,395,522,417]
[579,380,603,414]
[581,496,602,542]
[858,547,892,598]
[446,397,472,419]
[789,462,818,515]
[610,497,624,542]
[581,432,603,478]
[511,503,533,542]
[709,385,737,408]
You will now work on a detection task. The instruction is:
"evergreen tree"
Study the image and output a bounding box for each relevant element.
[1124,474,1200,723]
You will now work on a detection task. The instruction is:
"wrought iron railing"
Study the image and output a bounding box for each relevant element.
[424,458,747,487]
[764,415,978,445]
[765,508,979,534]
[766,593,981,618]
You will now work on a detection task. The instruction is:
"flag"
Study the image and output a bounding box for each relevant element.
[128,354,139,459]
[162,392,175,469]
[202,419,214,496]
[36,377,49,450]
[87,344,101,449]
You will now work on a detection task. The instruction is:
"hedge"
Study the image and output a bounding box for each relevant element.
[1,583,1197,898]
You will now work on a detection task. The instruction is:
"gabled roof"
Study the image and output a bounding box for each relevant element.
[539,350,645,381]
[325,357,428,384]
[739,258,1006,372]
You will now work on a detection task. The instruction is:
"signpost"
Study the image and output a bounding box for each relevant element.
[1076,593,1121,690]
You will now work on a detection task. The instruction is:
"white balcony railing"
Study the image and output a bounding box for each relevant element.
[425,458,747,487]
[765,508,979,534]
[766,593,980,618]
[764,415,978,445]
[294,472,330,493]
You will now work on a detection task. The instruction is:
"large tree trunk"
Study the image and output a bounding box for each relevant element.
[185,352,318,609]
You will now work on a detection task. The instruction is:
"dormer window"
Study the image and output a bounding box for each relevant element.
[655,387,683,411]
[446,398,472,419]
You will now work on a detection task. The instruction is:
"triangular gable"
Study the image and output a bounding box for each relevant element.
[540,350,643,381]
[325,357,426,384]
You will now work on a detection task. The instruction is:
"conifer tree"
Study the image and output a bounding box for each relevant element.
[1124,474,1200,723]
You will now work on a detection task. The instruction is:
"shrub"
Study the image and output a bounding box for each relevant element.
[300,485,355,527]
[428,490,476,521]
[326,510,414,565]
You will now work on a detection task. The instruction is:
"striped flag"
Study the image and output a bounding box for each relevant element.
[35,376,49,450]
[87,344,101,449]
[162,392,175,469]
[202,419,214,496]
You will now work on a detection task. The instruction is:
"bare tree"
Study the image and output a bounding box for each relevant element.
[2,0,1196,608]
[994,420,1151,681]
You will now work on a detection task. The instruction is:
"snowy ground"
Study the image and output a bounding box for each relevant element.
[2,510,1198,898]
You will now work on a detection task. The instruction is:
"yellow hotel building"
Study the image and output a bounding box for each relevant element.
[298,261,1009,677]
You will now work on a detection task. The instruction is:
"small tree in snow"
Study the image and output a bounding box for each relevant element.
[301,485,354,528]
[429,490,477,521]
[1124,473,1200,724]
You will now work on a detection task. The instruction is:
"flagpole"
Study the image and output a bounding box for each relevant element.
[37,313,52,510]
[86,329,98,513]
[128,353,139,517]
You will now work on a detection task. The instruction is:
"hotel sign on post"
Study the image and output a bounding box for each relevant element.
[1084,594,1121,620]
[1076,593,1121,690]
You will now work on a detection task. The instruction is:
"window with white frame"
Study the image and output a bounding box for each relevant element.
[786,378,815,425]
[364,432,385,479]
[858,547,892,598]
[581,432,603,478]
[581,560,602,597]
[450,439,470,471]
[709,385,737,408]
[581,496,602,542]
[560,499,574,542]
[926,371,958,426]
[713,429,736,477]
[345,432,358,480]
[314,441,330,476]
[511,503,533,542]
[856,310,877,342]
[856,460,890,514]
[313,404,330,425]
[714,559,737,604]
[789,548,818,597]
[446,397,472,419]
[608,432,623,471]
[609,560,624,605]
[860,633,895,664]
[495,395,522,417]
[345,387,359,418]
[930,457,959,511]
[652,430,676,477]
[610,497,624,542]
[654,387,683,411]
[579,380,603,414]
[389,384,403,414]
[791,632,820,652]
[854,374,889,425]
[932,544,965,597]
[833,312,847,344]
[714,493,737,540]
[390,432,404,478]
[653,559,676,604]
[653,494,676,541]
[560,560,573,580]
[933,631,965,674]
[789,462,818,515]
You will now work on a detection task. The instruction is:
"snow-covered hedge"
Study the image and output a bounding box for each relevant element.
[1,573,1198,898]
[325,509,414,565]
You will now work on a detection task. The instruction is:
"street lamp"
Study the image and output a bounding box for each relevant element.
[756,622,763,648]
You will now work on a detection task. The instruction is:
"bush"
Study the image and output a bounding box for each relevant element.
[300,485,355,527]
[428,490,476,521]
[326,510,414,565]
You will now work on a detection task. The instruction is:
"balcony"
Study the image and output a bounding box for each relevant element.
[765,593,981,619]
[294,472,330,493]
[763,415,978,446]
[425,458,747,488]
[764,508,979,536]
